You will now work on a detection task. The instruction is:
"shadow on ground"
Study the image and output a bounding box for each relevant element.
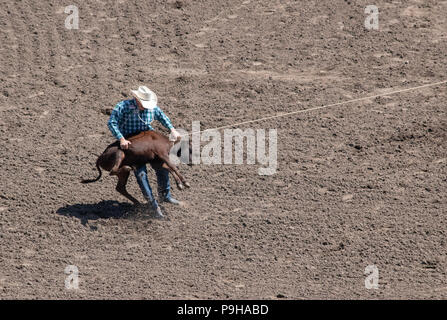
[56,200,143,225]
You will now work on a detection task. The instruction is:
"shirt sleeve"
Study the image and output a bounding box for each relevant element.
[108,102,125,140]
[155,107,174,130]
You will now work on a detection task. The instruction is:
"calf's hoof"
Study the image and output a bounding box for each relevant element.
[184,182,191,188]
[177,184,184,190]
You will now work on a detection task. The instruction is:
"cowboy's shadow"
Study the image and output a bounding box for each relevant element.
[56,200,140,226]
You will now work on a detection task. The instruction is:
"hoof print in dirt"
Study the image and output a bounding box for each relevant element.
[53,78,66,88]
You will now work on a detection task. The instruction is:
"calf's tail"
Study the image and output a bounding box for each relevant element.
[81,160,102,184]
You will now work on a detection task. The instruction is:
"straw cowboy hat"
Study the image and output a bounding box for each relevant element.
[131,86,158,110]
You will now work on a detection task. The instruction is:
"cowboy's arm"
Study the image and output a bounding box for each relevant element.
[155,107,181,141]
[154,107,174,131]
[108,103,125,140]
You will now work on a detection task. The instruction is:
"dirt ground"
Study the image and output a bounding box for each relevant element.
[0,0,446,299]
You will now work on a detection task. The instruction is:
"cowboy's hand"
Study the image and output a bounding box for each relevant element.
[119,138,131,150]
[169,128,181,142]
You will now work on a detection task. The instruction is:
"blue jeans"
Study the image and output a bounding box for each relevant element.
[134,165,171,209]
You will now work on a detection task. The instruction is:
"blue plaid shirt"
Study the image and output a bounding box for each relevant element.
[108,99,174,140]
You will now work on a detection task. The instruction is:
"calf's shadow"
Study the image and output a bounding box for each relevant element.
[56,200,142,226]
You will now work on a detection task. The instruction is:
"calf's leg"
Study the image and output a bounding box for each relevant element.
[109,150,125,176]
[116,166,140,204]
[161,162,184,190]
[158,155,190,189]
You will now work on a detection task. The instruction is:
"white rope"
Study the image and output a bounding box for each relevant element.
[181,80,447,137]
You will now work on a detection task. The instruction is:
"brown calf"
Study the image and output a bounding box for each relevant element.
[82,130,190,204]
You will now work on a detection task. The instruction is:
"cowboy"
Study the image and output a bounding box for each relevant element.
[108,85,181,216]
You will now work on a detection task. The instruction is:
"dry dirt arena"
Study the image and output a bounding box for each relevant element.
[0,0,446,299]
